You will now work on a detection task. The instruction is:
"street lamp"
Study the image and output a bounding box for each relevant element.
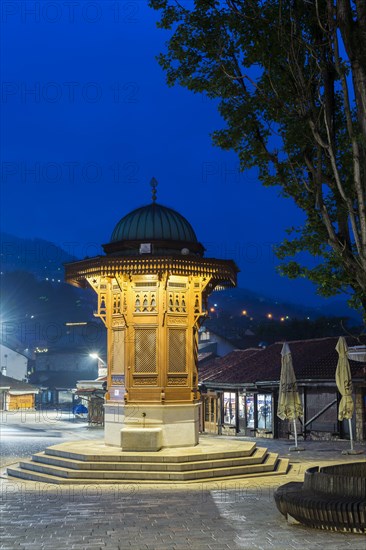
[1,354,8,376]
[89,353,107,377]
[89,353,106,365]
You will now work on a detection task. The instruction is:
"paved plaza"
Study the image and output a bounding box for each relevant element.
[1,412,365,549]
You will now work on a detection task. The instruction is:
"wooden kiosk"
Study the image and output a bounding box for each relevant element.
[65,180,237,450]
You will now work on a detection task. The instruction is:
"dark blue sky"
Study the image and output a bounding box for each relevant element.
[0,1,347,309]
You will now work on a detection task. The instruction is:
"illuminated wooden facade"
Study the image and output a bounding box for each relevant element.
[65,189,237,448]
[66,256,237,406]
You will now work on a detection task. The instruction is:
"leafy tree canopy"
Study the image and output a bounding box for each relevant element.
[150,0,366,319]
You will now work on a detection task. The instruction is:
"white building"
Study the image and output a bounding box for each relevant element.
[0,342,30,381]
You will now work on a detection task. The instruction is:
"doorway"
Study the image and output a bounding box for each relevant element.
[204,395,218,433]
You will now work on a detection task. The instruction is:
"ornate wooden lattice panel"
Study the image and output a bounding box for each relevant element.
[168,292,187,313]
[194,293,201,314]
[112,329,124,374]
[168,329,186,373]
[134,291,157,313]
[112,291,121,315]
[134,328,157,373]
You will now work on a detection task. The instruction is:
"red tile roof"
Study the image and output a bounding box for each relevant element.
[199,336,366,387]
[199,349,261,383]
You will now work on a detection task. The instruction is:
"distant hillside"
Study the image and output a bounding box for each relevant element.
[207,288,362,323]
[0,232,76,281]
[0,270,100,349]
[0,233,102,349]
[1,232,362,328]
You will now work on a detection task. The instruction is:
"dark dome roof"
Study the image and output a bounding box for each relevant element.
[110,203,198,243]
[104,202,204,257]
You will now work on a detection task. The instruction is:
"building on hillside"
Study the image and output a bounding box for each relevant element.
[0,374,39,410]
[199,336,366,441]
[199,324,260,357]
[198,324,260,366]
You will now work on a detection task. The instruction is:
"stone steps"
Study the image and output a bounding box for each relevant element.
[30,446,268,471]
[6,438,290,484]
[7,455,289,484]
[15,452,279,481]
[42,442,257,463]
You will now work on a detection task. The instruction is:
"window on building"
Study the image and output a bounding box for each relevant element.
[223,392,236,426]
[257,394,272,430]
[245,393,255,428]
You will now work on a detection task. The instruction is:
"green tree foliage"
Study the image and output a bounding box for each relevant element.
[150,0,366,317]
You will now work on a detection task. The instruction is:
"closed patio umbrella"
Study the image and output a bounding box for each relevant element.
[335,336,354,452]
[277,342,303,450]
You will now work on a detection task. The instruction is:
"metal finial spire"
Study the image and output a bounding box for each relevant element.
[150,177,158,203]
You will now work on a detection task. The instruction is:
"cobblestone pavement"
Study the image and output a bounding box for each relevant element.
[1,418,365,549]
[0,482,365,550]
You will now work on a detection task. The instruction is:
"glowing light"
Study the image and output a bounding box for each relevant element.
[242,310,247,316]
[35,347,48,353]
[89,353,106,365]
[267,313,272,319]
[210,307,215,312]
[280,317,285,322]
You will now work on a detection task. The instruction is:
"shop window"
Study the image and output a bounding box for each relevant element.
[223,392,236,426]
[257,394,272,430]
[245,393,255,428]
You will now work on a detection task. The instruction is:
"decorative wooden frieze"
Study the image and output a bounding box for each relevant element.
[133,376,158,386]
[167,376,188,386]
[166,316,186,326]
[112,318,125,328]
[66,256,238,289]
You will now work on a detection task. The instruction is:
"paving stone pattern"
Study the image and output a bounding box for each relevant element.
[1,420,365,549]
[1,483,365,550]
